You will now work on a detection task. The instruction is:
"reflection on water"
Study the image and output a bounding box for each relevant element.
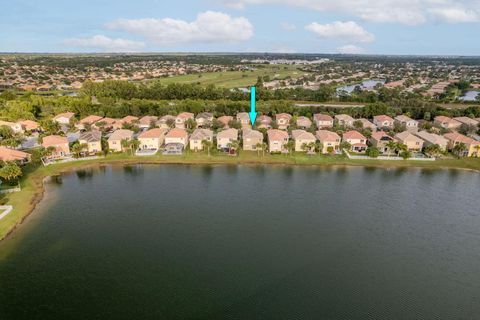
[1,165,480,319]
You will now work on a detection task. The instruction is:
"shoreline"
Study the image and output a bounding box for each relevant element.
[1,153,480,242]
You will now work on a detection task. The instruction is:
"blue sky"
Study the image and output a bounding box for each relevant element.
[1,0,480,55]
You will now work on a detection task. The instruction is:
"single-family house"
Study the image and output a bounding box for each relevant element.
[0,146,31,164]
[373,115,394,129]
[292,129,316,152]
[175,112,194,129]
[79,130,102,154]
[76,115,103,130]
[316,130,341,154]
[0,120,24,134]
[42,135,70,158]
[335,114,355,128]
[53,112,75,125]
[138,128,167,151]
[242,129,264,151]
[157,115,176,129]
[343,130,368,152]
[165,128,189,148]
[357,118,377,131]
[256,115,273,129]
[314,114,334,129]
[18,120,41,132]
[189,128,214,151]
[414,131,448,151]
[296,116,312,129]
[267,129,289,153]
[275,113,292,130]
[395,131,424,151]
[94,117,116,131]
[370,131,395,154]
[139,116,158,130]
[195,112,214,128]
[217,116,233,128]
[434,116,462,130]
[453,117,479,127]
[395,115,418,132]
[236,112,251,128]
[108,129,134,152]
[217,128,239,150]
[444,132,480,157]
[121,116,139,125]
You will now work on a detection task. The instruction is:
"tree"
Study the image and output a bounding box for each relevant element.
[255,142,263,156]
[366,147,380,158]
[424,144,442,157]
[285,140,295,155]
[71,142,88,158]
[130,139,140,155]
[340,141,351,151]
[202,140,213,156]
[453,142,467,157]
[399,150,412,159]
[386,141,397,157]
[0,161,22,184]
[121,139,131,153]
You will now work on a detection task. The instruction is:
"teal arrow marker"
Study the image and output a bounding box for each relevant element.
[249,86,257,126]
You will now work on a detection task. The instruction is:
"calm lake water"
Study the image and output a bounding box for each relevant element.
[337,79,386,94]
[1,165,480,319]
[459,90,480,101]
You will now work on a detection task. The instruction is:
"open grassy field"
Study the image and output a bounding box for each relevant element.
[1,151,479,241]
[156,64,309,88]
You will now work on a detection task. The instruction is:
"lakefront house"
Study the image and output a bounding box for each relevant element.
[42,135,70,158]
[138,128,167,151]
[343,130,368,152]
[189,129,214,151]
[267,129,289,153]
[242,129,264,151]
[292,130,316,152]
[217,128,239,150]
[108,129,134,152]
[79,130,102,154]
[316,130,341,154]
[394,131,424,151]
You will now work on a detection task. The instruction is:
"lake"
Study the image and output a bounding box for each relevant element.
[337,79,386,94]
[459,90,480,102]
[1,165,480,319]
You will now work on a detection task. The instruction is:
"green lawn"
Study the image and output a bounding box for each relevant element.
[1,151,479,241]
[156,65,309,88]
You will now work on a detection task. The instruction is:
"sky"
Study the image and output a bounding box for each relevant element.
[1,0,480,55]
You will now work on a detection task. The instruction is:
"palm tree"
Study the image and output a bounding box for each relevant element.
[453,142,468,157]
[285,140,295,156]
[121,139,131,154]
[255,142,263,156]
[425,144,441,157]
[262,142,268,157]
[301,143,309,153]
[202,140,213,156]
[386,141,397,157]
[130,139,140,155]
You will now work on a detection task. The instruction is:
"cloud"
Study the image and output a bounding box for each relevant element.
[64,35,145,52]
[430,7,480,23]
[220,0,480,25]
[305,21,374,43]
[106,11,254,46]
[280,22,296,31]
[337,44,366,54]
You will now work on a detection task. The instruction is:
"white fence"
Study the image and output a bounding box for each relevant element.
[0,206,13,220]
[344,150,436,161]
[42,156,101,166]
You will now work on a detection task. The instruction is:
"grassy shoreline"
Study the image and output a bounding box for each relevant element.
[1,151,480,242]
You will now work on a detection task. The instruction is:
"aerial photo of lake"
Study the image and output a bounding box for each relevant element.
[1,165,480,319]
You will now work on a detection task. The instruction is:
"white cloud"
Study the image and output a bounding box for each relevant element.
[430,7,480,23]
[337,44,366,54]
[306,21,374,43]
[64,35,145,52]
[221,0,480,25]
[280,22,296,31]
[106,11,254,46]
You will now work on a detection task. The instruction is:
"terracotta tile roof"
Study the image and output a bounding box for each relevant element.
[79,115,103,125]
[121,116,139,124]
[371,131,392,141]
[0,146,31,162]
[177,112,194,119]
[43,135,69,147]
[108,129,134,141]
[257,115,272,123]
[444,132,477,145]
[139,116,158,125]
[190,128,213,140]
[166,128,188,139]
[292,129,316,140]
[243,129,263,140]
[343,130,366,140]
[217,116,233,126]
[395,131,423,143]
[267,129,289,141]
[314,114,333,122]
[373,115,394,123]
[217,128,239,140]
[316,130,340,141]
[18,120,40,131]
[276,113,292,121]
[138,128,167,139]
